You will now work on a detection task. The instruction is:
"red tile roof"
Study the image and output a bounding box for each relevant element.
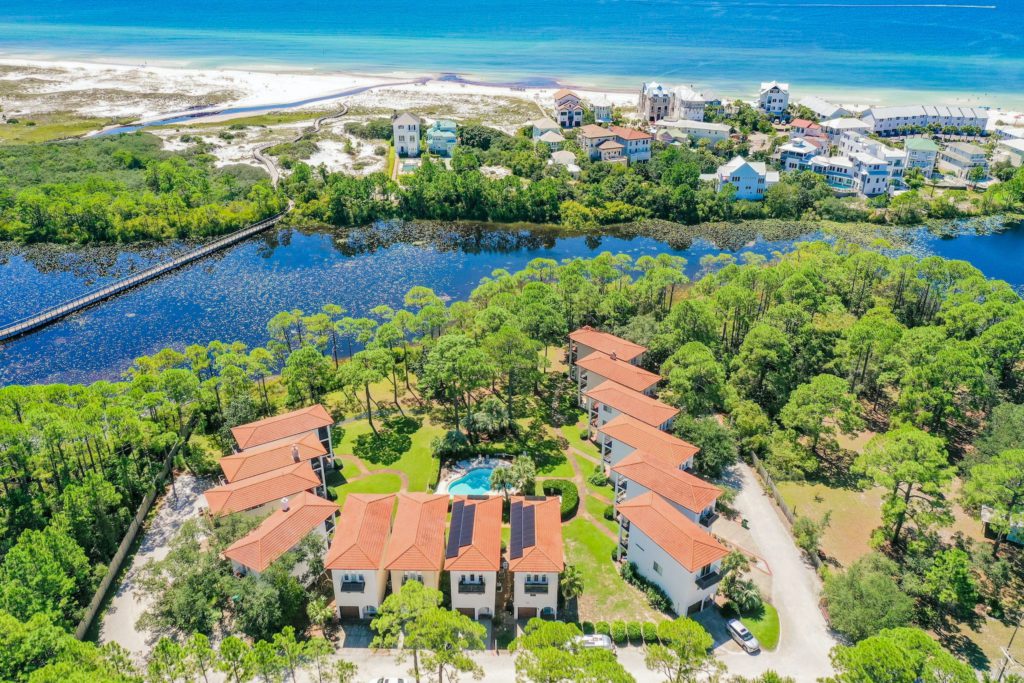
[444,496,503,572]
[231,404,334,450]
[578,124,615,139]
[791,118,819,129]
[203,461,322,516]
[609,125,653,141]
[576,353,660,393]
[569,326,646,362]
[611,451,720,513]
[585,382,679,428]
[219,432,327,483]
[507,496,564,573]
[384,494,449,572]
[324,493,395,571]
[617,492,728,572]
[222,492,338,572]
[598,414,699,467]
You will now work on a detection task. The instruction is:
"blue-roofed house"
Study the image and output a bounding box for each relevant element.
[427,119,458,156]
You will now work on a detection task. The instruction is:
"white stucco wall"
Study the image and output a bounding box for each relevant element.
[388,569,441,593]
[625,525,720,615]
[331,566,388,618]
[512,571,559,619]
[449,570,497,619]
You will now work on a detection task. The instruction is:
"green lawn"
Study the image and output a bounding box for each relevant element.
[335,418,443,492]
[560,421,604,461]
[329,472,403,508]
[725,602,780,651]
[563,517,663,623]
[584,495,618,535]
[574,453,613,501]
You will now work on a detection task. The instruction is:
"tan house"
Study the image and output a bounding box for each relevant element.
[446,496,503,619]
[325,493,395,619]
[553,89,584,128]
[384,493,449,593]
[224,491,337,578]
[508,496,564,620]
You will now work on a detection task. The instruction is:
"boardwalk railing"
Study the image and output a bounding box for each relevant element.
[0,211,287,342]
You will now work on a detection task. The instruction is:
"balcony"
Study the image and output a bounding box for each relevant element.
[524,581,549,594]
[458,580,486,594]
[339,580,365,593]
[699,511,719,527]
[695,571,722,590]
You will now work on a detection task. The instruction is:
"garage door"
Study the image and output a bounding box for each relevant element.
[338,606,361,619]
[457,607,476,618]
[686,599,705,615]
[517,607,537,620]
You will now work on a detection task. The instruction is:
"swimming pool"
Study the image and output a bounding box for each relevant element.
[447,467,496,496]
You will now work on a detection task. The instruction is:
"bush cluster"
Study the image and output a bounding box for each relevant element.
[610,620,627,644]
[620,562,673,613]
[541,480,579,520]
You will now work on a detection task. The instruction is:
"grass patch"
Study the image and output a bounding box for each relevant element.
[776,481,882,568]
[186,110,328,130]
[335,418,443,492]
[725,602,780,651]
[329,472,402,508]
[560,421,604,462]
[584,495,618,534]
[0,114,113,144]
[562,517,663,623]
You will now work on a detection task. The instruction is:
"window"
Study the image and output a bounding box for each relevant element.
[653,561,663,575]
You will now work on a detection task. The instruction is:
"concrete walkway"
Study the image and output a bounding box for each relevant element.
[712,463,836,680]
[98,472,211,658]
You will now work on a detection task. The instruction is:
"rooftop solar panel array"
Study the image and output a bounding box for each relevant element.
[446,500,464,559]
[509,500,523,560]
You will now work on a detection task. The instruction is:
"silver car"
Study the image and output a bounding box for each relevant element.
[726,619,760,653]
[572,634,615,652]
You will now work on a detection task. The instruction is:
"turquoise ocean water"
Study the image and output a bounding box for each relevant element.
[2,0,1023,105]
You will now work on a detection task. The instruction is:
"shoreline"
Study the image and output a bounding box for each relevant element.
[2,52,1022,118]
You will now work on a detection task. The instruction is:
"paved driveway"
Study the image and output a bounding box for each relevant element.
[714,464,837,680]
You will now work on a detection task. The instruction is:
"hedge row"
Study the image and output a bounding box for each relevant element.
[542,479,579,520]
[620,561,673,613]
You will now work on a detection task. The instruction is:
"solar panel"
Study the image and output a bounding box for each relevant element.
[522,504,536,549]
[509,501,523,560]
[459,503,476,547]
[446,501,464,559]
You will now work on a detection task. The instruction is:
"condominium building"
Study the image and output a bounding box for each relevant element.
[905,137,940,174]
[860,105,988,135]
[446,496,503,619]
[937,141,989,179]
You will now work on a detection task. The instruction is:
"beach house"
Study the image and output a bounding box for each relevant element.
[796,95,850,120]
[616,492,729,615]
[758,81,789,118]
[548,150,581,177]
[839,132,907,188]
[568,325,646,380]
[325,493,395,619]
[820,117,871,142]
[553,89,584,128]
[538,130,566,151]
[653,120,731,145]
[938,141,989,179]
[446,496,503,619]
[392,112,421,157]
[584,381,679,432]
[231,404,336,464]
[589,96,613,124]
[530,117,561,140]
[905,137,940,174]
[578,124,652,163]
[508,496,563,620]
[610,453,719,527]
[790,119,822,138]
[224,491,337,578]
[596,414,699,470]
[384,493,449,593]
[672,86,708,121]
[997,139,1024,167]
[638,82,674,123]
[860,105,988,135]
[701,156,779,201]
[808,155,857,192]
[777,136,827,171]
[426,119,457,156]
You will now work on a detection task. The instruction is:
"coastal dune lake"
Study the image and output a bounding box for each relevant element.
[1,221,1023,386]
[3,0,1024,105]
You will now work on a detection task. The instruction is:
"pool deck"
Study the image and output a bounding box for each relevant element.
[435,456,509,495]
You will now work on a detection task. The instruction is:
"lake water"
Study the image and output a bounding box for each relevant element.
[1,221,1022,386]
[3,0,1024,107]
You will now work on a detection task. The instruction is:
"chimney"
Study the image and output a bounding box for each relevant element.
[610,352,617,361]
[291,444,300,463]
[281,497,290,512]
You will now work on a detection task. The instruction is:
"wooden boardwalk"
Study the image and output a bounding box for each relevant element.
[0,211,287,343]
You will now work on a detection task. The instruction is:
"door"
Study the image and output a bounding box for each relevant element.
[338,605,360,619]
[517,607,537,620]
[686,599,705,615]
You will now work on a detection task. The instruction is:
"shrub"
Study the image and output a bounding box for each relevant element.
[620,562,673,613]
[595,621,610,636]
[542,480,579,520]
[626,622,642,643]
[587,468,609,487]
[642,622,659,643]
[610,621,627,645]
[603,504,615,521]
[581,621,594,635]
[578,427,589,440]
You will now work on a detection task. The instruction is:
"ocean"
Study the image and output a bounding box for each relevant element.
[2,0,1023,106]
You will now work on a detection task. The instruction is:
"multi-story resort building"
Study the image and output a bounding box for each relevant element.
[937,141,989,179]
[860,104,988,135]
[758,81,790,118]
[905,137,940,174]
[838,131,907,188]
[701,156,780,201]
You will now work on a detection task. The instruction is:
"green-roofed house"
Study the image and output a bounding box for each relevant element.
[427,119,458,157]
[905,137,939,175]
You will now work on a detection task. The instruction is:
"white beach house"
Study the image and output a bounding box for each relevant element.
[392,112,421,157]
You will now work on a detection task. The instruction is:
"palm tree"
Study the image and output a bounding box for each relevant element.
[560,564,584,603]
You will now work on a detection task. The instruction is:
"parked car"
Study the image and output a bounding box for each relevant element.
[726,619,760,653]
[572,634,615,652]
